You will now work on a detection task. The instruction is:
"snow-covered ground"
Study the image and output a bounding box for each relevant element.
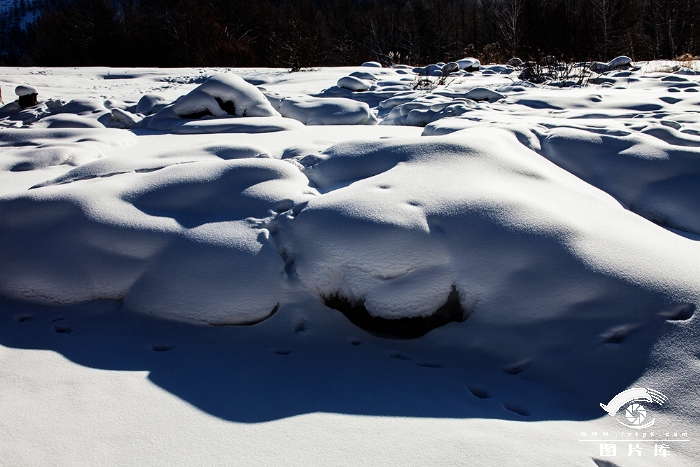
[1,62,699,466]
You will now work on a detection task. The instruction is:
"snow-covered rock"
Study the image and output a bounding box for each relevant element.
[337,76,374,92]
[172,89,228,118]
[136,94,167,115]
[15,85,37,97]
[457,58,480,70]
[608,55,632,70]
[192,73,280,117]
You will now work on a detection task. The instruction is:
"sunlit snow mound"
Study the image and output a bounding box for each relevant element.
[0,158,314,325]
[1,126,698,334]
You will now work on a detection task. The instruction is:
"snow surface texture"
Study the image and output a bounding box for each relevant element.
[1,63,700,466]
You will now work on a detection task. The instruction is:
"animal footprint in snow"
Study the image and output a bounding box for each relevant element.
[273,349,291,356]
[466,385,490,399]
[502,359,530,375]
[151,344,174,352]
[294,319,309,333]
[659,303,695,321]
[503,402,529,417]
[386,350,410,360]
[415,362,444,368]
[602,324,639,344]
[54,325,73,334]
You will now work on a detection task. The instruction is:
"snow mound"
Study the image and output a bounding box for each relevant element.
[135,94,167,114]
[282,128,699,327]
[427,86,506,103]
[148,73,280,129]
[188,73,280,117]
[173,89,228,118]
[277,96,378,125]
[33,114,105,129]
[15,85,38,97]
[0,128,136,172]
[457,58,480,70]
[381,94,477,126]
[31,142,273,189]
[607,55,632,70]
[0,158,315,325]
[540,125,700,234]
[337,76,374,92]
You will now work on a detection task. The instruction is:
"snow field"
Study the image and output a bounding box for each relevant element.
[1,61,700,466]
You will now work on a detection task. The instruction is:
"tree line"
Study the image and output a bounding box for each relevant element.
[1,0,698,68]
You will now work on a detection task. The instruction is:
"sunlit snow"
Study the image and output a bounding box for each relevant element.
[1,61,699,466]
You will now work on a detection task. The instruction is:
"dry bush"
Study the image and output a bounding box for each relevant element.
[675,53,699,70]
[479,43,508,65]
[518,58,594,86]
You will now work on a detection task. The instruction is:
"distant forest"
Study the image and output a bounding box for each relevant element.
[0,0,698,67]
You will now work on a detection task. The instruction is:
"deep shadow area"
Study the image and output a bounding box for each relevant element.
[0,294,686,425]
[323,286,468,339]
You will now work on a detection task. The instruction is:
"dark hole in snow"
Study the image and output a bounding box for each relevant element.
[659,303,695,321]
[215,97,236,115]
[17,315,32,322]
[54,325,73,334]
[323,286,468,339]
[273,350,291,355]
